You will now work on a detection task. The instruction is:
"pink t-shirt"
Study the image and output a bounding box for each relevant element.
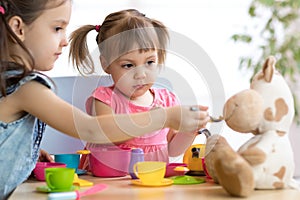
[81,85,179,169]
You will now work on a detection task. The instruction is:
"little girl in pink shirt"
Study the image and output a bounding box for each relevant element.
[68,9,209,170]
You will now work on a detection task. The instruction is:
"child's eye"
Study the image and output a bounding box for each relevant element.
[146,60,156,66]
[55,27,63,32]
[121,63,134,69]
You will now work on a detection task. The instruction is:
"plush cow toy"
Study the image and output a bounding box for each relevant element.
[204,56,299,197]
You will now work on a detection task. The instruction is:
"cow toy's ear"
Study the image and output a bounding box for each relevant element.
[262,56,275,83]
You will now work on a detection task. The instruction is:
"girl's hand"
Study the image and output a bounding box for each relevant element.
[166,105,210,132]
[38,149,54,162]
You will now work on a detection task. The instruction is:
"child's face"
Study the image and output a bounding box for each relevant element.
[108,49,160,100]
[22,0,71,71]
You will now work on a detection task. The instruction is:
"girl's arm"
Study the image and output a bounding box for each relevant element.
[167,129,197,157]
[15,81,204,144]
[167,105,209,157]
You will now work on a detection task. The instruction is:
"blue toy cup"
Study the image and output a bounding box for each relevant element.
[54,154,80,172]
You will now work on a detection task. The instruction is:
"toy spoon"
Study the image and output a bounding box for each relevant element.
[209,115,223,122]
[189,107,223,123]
[48,184,107,200]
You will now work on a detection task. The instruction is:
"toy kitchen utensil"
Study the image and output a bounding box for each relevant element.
[88,146,131,177]
[189,106,223,123]
[183,144,206,175]
[131,178,173,187]
[165,163,189,177]
[36,185,78,193]
[174,166,190,173]
[198,128,212,137]
[54,154,80,173]
[209,115,223,122]
[48,184,107,200]
[76,150,91,154]
[73,174,93,187]
[170,175,205,185]
[45,168,75,191]
[33,162,66,181]
[129,148,144,179]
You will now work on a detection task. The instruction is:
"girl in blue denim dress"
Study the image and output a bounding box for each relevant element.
[0,1,209,198]
[0,70,54,198]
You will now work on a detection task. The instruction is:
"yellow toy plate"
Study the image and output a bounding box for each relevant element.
[131,178,173,187]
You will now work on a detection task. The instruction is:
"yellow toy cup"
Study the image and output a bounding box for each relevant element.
[133,161,166,184]
[45,167,75,190]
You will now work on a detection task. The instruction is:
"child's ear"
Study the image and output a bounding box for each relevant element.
[100,55,110,74]
[8,16,25,41]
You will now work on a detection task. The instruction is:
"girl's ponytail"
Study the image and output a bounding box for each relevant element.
[151,19,169,64]
[69,25,98,75]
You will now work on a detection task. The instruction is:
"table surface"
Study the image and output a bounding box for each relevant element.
[10,173,300,200]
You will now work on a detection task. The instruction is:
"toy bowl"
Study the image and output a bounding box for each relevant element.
[88,146,131,177]
[165,163,188,177]
[33,162,66,181]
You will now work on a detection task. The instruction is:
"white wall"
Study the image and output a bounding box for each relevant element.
[48,0,253,90]
[46,0,254,148]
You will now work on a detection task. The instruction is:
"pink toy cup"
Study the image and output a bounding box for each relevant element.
[165,163,188,177]
[33,162,67,181]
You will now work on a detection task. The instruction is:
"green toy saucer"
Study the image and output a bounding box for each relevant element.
[36,185,78,193]
[170,175,205,185]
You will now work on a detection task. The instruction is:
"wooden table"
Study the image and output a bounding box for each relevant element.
[10,174,300,200]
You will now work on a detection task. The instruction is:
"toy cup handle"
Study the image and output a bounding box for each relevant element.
[46,172,55,189]
[133,163,140,179]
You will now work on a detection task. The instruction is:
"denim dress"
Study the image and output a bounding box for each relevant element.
[0,71,53,199]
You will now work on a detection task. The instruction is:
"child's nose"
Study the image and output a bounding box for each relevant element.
[134,67,146,79]
[61,35,69,47]
[61,39,68,47]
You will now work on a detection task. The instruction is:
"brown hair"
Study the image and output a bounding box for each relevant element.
[69,9,169,75]
[0,0,68,96]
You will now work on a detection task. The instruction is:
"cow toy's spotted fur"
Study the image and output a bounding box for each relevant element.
[204,56,299,197]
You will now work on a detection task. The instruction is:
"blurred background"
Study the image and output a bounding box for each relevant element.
[48,0,253,92]
[42,0,300,177]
